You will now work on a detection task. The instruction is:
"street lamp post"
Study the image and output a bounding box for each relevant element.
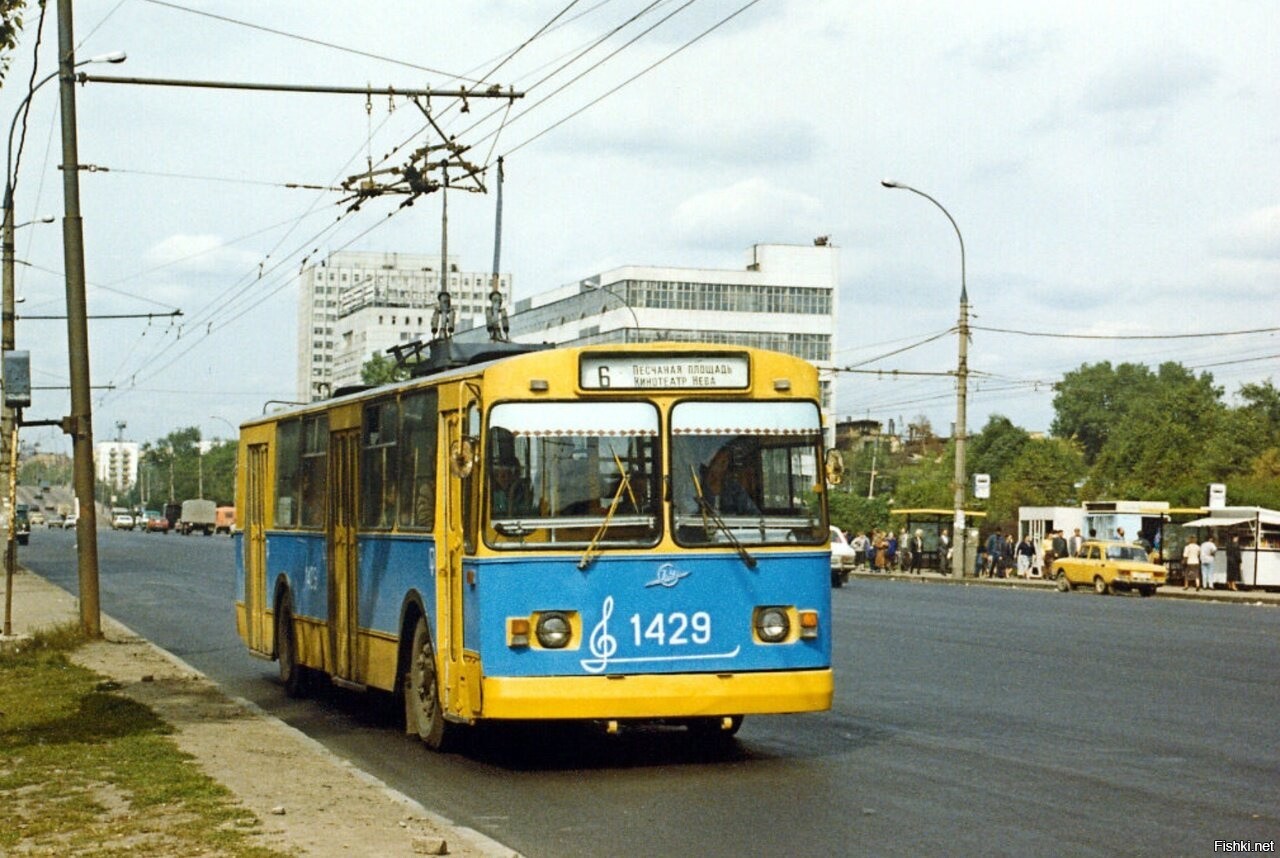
[881,179,970,577]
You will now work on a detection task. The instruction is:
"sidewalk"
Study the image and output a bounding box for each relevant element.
[1,565,519,858]
[848,565,1280,604]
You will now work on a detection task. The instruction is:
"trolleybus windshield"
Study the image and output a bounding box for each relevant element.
[671,400,826,547]
[486,401,661,548]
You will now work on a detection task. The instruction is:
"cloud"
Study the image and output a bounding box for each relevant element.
[669,178,823,246]
[1214,206,1280,261]
[1082,49,1216,114]
[542,119,818,168]
[143,234,260,274]
[965,29,1060,74]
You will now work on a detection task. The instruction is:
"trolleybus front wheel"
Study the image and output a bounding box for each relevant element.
[405,616,454,751]
[276,593,309,698]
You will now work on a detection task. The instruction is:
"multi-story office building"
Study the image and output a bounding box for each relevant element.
[296,250,512,400]
[459,241,839,420]
[94,441,139,491]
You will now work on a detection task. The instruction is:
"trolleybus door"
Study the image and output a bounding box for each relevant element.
[244,443,269,654]
[328,429,360,682]
[439,397,479,716]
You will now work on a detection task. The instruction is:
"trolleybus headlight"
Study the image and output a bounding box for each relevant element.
[755,607,790,643]
[536,612,572,649]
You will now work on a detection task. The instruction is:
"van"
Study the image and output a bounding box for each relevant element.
[178,499,217,536]
[215,506,236,535]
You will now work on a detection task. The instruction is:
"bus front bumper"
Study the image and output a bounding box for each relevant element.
[480,668,833,720]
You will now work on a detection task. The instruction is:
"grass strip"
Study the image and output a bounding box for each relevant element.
[0,622,292,857]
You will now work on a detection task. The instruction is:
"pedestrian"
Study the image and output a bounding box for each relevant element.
[1200,535,1218,590]
[999,534,1016,578]
[939,529,951,574]
[1016,535,1036,578]
[1069,527,1085,557]
[874,531,888,571]
[886,531,899,570]
[1181,539,1201,590]
[910,529,924,574]
[984,530,1002,578]
[851,531,869,571]
[1050,530,1069,568]
[1116,526,1127,542]
[1226,535,1242,591]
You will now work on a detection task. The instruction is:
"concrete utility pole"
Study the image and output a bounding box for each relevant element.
[881,179,970,577]
[58,0,102,635]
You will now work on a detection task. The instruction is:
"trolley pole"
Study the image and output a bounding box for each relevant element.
[57,0,102,636]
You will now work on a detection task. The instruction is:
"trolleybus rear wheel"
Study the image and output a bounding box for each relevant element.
[405,616,453,751]
[276,593,309,698]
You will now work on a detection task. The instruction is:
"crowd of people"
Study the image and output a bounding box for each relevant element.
[847,527,950,574]
[837,524,1246,589]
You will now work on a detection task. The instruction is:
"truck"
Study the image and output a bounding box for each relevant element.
[215,505,236,535]
[177,499,217,536]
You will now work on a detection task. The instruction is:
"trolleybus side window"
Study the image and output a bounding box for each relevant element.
[299,414,329,529]
[274,419,301,527]
[361,399,400,529]
[671,400,825,547]
[397,389,439,530]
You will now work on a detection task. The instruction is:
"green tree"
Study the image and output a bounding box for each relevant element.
[1089,363,1224,498]
[361,352,408,386]
[1051,361,1164,463]
[1,0,29,85]
[892,445,954,509]
[827,489,890,537]
[968,415,1030,482]
[985,438,1086,529]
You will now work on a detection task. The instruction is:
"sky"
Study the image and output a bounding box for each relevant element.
[2,0,1277,455]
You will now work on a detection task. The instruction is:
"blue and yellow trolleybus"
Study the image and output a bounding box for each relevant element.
[235,342,835,748]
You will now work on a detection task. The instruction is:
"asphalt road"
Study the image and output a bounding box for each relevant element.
[20,528,1280,857]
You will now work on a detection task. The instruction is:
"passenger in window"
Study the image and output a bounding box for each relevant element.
[707,440,760,516]
[490,428,531,516]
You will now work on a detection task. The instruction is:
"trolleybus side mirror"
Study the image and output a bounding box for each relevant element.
[825,449,844,486]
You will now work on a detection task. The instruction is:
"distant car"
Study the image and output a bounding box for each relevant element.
[14,504,30,545]
[1051,540,1166,597]
[62,514,79,529]
[830,526,856,588]
[144,511,169,533]
[111,511,136,531]
[29,510,45,527]
[46,515,64,529]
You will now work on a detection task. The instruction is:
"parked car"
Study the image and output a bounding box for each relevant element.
[1051,540,1166,596]
[830,525,856,588]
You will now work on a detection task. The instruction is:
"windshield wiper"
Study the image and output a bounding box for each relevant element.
[690,466,757,569]
[578,452,635,571]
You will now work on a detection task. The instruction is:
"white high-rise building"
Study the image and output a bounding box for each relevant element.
[459,241,838,419]
[296,250,512,400]
[94,441,139,491]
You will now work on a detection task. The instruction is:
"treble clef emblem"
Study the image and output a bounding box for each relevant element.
[580,596,617,674]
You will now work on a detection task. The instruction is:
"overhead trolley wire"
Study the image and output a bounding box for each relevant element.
[501,0,764,158]
[140,0,486,84]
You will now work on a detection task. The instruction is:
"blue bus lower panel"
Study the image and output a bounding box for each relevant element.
[464,551,832,678]
[265,532,328,619]
[357,534,436,634]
